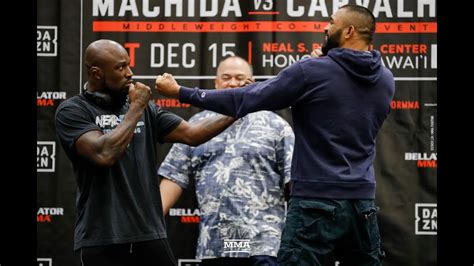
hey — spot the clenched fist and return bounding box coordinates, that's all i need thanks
[128,82,152,107]
[155,73,180,98]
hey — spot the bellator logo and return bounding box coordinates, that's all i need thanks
[37,207,64,223]
[405,152,437,168]
[37,91,67,107]
[169,208,201,223]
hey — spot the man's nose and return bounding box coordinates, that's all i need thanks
[126,66,133,77]
[228,78,240,87]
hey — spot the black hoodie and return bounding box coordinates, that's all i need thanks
[180,48,395,199]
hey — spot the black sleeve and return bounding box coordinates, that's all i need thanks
[54,100,100,157]
[149,101,183,143]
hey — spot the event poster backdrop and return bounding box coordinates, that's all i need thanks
[37,0,437,265]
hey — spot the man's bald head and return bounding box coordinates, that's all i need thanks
[338,5,376,44]
[84,39,128,69]
[216,56,253,77]
[83,39,133,93]
[215,56,253,89]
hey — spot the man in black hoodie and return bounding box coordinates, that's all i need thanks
[155,5,395,266]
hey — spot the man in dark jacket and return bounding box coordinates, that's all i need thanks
[155,5,395,266]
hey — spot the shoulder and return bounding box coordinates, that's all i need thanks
[55,95,89,116]
[57,94,84,108]
[148,101,182,119]
[294,56,337,81]
[299,56,334,67]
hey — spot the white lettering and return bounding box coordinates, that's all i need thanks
[287,0,304,17]
[92,0,436,18]
[307,0,329,17]
[418,0,436,17]
[37,91,67,99]
[373,0,393,18]
[151,43,196,68]
[222,0,242,17]
[355,0,370,8]
[405,153,437,161]
[118,0,139,16]
[187,0,195,16]
[422,219,437,230]
[431,44,437,69]
[169,208,201,216]
[93,0,114,16]
[95,115,122,128]
[201,0,218,17]
[382,56,430,70]
[165,0,182,17]
[397,0,413,17]
[37,157,49,168]
[333,0,349,13]
[37,146,49,157]
[37,208,64,216]
[143,0,160,17]
[262,54,311,68]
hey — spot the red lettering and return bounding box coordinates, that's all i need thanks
[124,43,140,67]
[181,216,200,223]
[417,160,437,168]
[37,99,54,106]
[37,215,52,223]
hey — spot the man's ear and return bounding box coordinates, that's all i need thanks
[90,66,103,80]
[344,25,355,39]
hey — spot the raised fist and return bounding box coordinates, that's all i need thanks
[155,73,181,98]
[128,82,152,106]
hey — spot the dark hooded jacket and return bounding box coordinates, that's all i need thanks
[180,48,395,199]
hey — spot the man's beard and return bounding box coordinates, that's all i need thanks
[321,29,342,55]
[103,78,130,108]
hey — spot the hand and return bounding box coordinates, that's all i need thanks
[241,78,255,87]
[128,82,152,107]
[311,47,323,58]
[155,73,180,98]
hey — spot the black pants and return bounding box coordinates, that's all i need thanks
[78,239,177,266]
[201,256,278,266]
